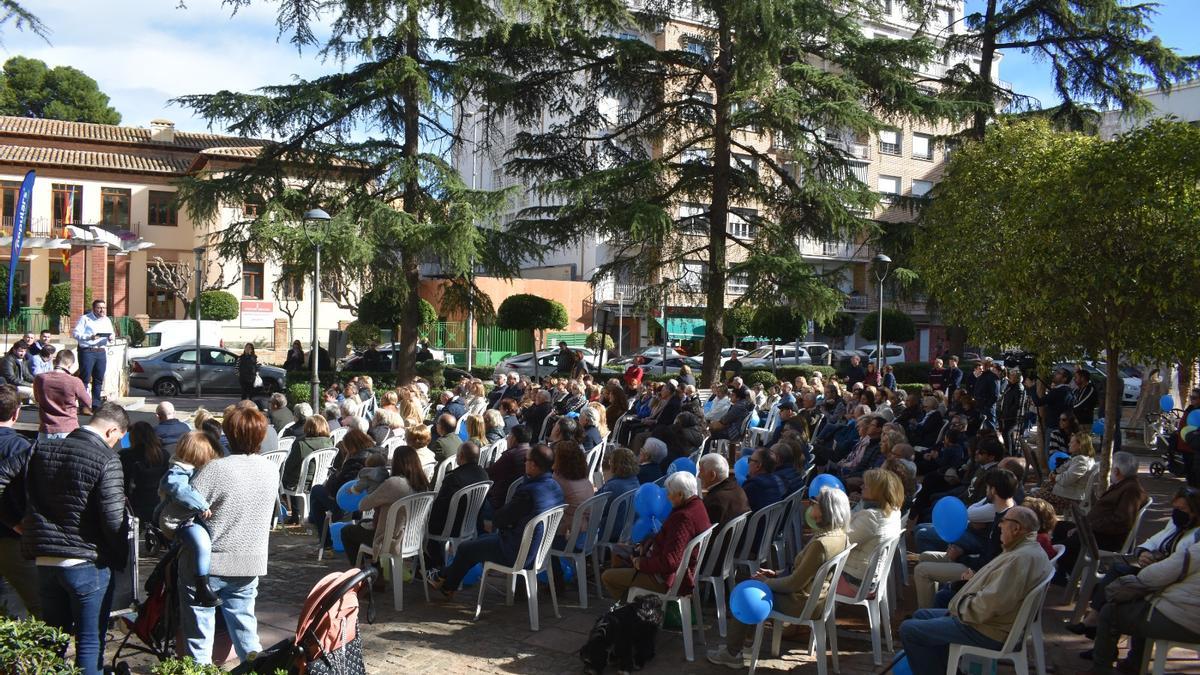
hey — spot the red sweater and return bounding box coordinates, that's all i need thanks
[33,370,92,434]
[638,496,711,595]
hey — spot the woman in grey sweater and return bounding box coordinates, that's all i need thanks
[178,408,280,665]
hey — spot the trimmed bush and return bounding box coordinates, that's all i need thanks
[345,320,382,350]
[127,320,147,347]
[41,282,71,321]
[745,365,834,384]
[585,331,614,352]
[892,361,932,385]
[188,290,239,321]
[0,615,74,674]
[859,307,916,344]
[744,370,779,388]
[898,383,927,397]
[286,382,311,406]
[415,359,446,388]
[470,365,495,380]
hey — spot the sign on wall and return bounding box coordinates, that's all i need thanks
[240,300,274,328]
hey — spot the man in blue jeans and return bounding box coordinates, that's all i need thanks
[900,506,1051,674]
[72,299,114,407]
[0,402,129,675]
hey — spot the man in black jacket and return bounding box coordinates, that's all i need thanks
[972,359,1002,431]
[0,342,34,398]
[0,401,128,675]
[522,390,554,443]
[0,385,37,617]
[1032,367,1073,449]
[426,441,490,569]
[1071,368,1097,427]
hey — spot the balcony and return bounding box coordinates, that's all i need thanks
[797,237,864,260]
[593,278,648,304]
[0,216,56,238]
[843,294,870,311]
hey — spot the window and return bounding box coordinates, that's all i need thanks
[912,179,933,197]
[146,267,178,320]
[679,261,706,291]
[147,190,178,226]
[731,153,758,174]
[52,184,83,228]
[280,266,304,300]
[732,101,762,134]
[202,349,237,366]
[683,37,710,61]
[945,7,955,30]
[0,181,19,230]
[880,0,892,13]
[164,349,197,364]
[683,90,713,124]
[242,195,264,217]
[617,32,640,41]
[726,272,749,295]
[912,133,933,160]
[242,262,264,299]
[681,148,710,165]
[878,129,901,155]
[728,208,758,239]
[878,175,901,198]
[100,187,131,227]
[678,203,708,235]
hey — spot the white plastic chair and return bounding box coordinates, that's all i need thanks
[262,450,289,528]
[329,426,350,445]
[279,421,295,435]
[585,441,606,488]
[1065,497,1154,621]
[592,488,637,596]
[628,524,717,661]
[694,511,750,639]
[1147,639,1200,675]
[432,456,459,492]
[261,450,288,470]
[426,481,492,563]
[832,535,900,665]
[734,501,788,577]
[355,492,435,611]
[775,488,808,569]
[276,436,295,454]
[548,492,610,608]
[747,545,855,675]
[505,476,525,505]
[538,414,555,443]
[946,571,1055,675]
[474,505,566,631]
[746,404,780,448]
[710,414,753,462]
[479,439,506,468]
[281,448,336,529]
[382,436,406,460]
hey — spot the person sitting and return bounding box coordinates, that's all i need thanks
[769,442,805,496]
[483,409,506,444]
[596,447,640,540]
[916,426,966,477]
[431,414,461,461]
[266,393,291,432]
[705,384,731,423]
[835,414,884,481]
[306,429,376,536]
[909,395,945,450]
[120,421,169,526]
[706,486,851,668]
[1057,451,1148,577]
[552,440,596,537]
[742,447,786,513]
[842,468,903,594]
[636,438,668,485]
[425,441,490,570]
[486,425,532,508]
[284,403,312,439]
[339,447,432,569]
[1020,496,1060,559]
[464,413,488,447]
[280,415,334,525]
[152,400,190,451]
[1047,410,1080,458]
[427,443,564,597]
[579,405,604,452]
[368,408,405,446]
[28,343,54,377]
[698,453,750,532]
[899,506,1053,674]
[708,385,754,442]
[0,341,34,399]
[499,398,521,434]
[600,471,711,599]
[522,390,554,443]
[1039,430,1097,514]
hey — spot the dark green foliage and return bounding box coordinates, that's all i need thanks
[150,657,227,675]
[585,331,614,352]
[898,383,927,397]
[359,289,436,336]
[41,281,70,318]
[286,381,311,405]
[0,615,78,674]
[743,370,779,389]
[750,306,809,342]
[724,306,755,342]
[345,320,381,351]
[188,290,239,321]
[859,308,915,344]
[415,359,446,388]
[127,320,146,347]
[0,266,22,318]
[470,365,495,379]
[770,365,836,382]
[0,56,120,123]
[891,361,932,385]
[817,312,857,339]
[496,295,568,334]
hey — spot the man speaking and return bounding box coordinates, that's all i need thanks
[72,299,114,407]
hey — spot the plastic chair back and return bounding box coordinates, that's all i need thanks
[737,500,787,565]
[432,481,493,540]
[512,506,567,571]
[699,512,750,580]
[380,492,435,558]
[798,545,855,623]
[998,571,1055,654]
[432,456,459,491]
[663,524,717,598]
[1118,497,1153,554]
[839,536,899,603]
[277,437,295,454]
[330,427,350,445]
[505,476,526,504]
[262,450,288,470]
[560,492,611,555]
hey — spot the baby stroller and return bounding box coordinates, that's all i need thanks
[232,566,377,675]
[112,538,183,669]
[1148,409,1189,478]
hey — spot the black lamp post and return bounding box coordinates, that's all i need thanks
[872,253,892,374]
[303,208,332,406]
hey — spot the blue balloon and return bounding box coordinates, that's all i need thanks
[892,653,914,675]
[630,515,660,542]
[336,480,366,513]
[1188,410,1200,428]
[808,474,845,499]
[1161,394,1175,413]
[1092,419,1105,436]
[932,497,968,544]
[328,521,348,553]
[458,424,469,441]
[566,411,580,418]
[668,457,697,476]
[634,483,667,517]
[654,494,674,522]
[120,432,130,449]
[734,457,750,485]
[729,580,774,624]
[1049,451,1070,471]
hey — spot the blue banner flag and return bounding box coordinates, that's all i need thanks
[7,170,33,314]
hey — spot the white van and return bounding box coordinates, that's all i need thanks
[127,320,223,360]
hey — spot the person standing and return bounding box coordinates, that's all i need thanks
[0,385,38,617]
[72,299,114,406]
[32,350,91,442]
[235,344,259,401]
[0,342,34,399]
[283,340,305,371]
[0,402,129,675]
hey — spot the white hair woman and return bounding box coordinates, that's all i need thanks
[708,486,851,667]
[600,467,712,601]
[580,404,604,451]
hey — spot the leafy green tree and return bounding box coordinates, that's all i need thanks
[750,305,809,373]
[359,290,437,369]
[0,56,120,123]
[41,281,69,331]
[345,320,381,351]
[818,312,857,344]
[859,307,916,344]
[915,118,1200,485]
[725,305,755,349]
[496,294,567,380]
[495,0,968,388]
[188,290,239,321]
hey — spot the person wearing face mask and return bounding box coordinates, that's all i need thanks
[1067,486,1200,642]
[0,401,129,675]
[707,486,851,668]
[1056,451,1148,580]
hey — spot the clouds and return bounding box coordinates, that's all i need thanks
[2,0,338,131]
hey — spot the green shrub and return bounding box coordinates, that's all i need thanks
[286,382,311,405]
[892,361,932,385]
[774,365,836,381]
[0,615,77,674]
[345,321,381,350]
[585,331,614,352]
[127,320,146,347]
[859,307,916,343]
[151,657,227,674]
[41,282,71,320]
[898,383,928,397]
[645,372,679,383]
[744,370,779,388]
[415,359,445,388]
[188,290,239,321]
[470,365,495,380]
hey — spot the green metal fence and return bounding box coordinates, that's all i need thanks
[0,308,50,334]
[546,331,590,348]
[427,321,535,367]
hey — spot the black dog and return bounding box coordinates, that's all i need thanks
[579,595,664,674]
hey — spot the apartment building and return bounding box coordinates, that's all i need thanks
[1100,78,1200,138]
[0,116,359,350]
[456,2,996,360]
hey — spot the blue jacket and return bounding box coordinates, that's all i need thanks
[773,466,805,496]
[582,425,603,452]
[155,419,190,450]
[443,398,466,421]
[160,462,209,513]
[743,472,786,512]
[637,462,664,485]
[494,471,564,567]
[597,475,640,541]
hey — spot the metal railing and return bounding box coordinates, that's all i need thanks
[426,321,535,367]
[0,216,56,238]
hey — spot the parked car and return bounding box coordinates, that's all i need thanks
[338,342,454,371]
[127,320,223,360]
[1085,361,1140,406]
[740,344,812,368]
[799,342,832,366]
[860,344,907,366]
[611,345,685,365]
[719,348,748,366]
[129,345,286,397]
[493,347,597,377]
[831,349,868,369]
[636,355,704,374]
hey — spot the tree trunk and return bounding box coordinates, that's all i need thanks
[532,329,540,381]
[396,8,422,386]
[699,12,734,390]
[1099,349,1123,492]
[971,0,999,139]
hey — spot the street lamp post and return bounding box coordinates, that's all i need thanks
[193,246,204,398]
[872,253,892,375]
[304,208,332,407]
[660,277,674,376]
[616,290,624,359]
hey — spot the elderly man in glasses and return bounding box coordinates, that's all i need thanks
[899,506,1053,674]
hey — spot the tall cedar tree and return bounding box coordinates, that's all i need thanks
[172,0,612,383]
[469,0,971,387]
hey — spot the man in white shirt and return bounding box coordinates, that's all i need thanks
[72,300,114,406]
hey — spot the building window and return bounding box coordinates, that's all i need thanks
[280,266,304,300]
[683,37,710,61]
[726,272,749,295]
[0,181,19,230]
[242,262,264,299]
[878,175,901,199]
[146,266,178,319]
[912,179,933,197]
[101,187,131,227]
[878,129,901,156]
[242,195,264,217]
[731,153,758,174]
[880,0,892,14]
[728,208,758,239]
[681,148,710,165]
[678,203,708,235]
[912,133,933,160]
[52,184,83,228]
[147,190,178,226]
[679,261,706,291]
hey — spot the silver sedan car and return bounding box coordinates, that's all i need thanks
[129,345,287,397]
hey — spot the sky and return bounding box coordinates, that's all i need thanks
[3,1,1199,134]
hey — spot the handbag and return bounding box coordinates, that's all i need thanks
[254,372,264,388]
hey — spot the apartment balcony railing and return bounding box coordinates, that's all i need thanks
[843,294,870,311]
[0,216,56,238]
[797,237,864,260]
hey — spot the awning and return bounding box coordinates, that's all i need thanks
[655,317,706,340]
